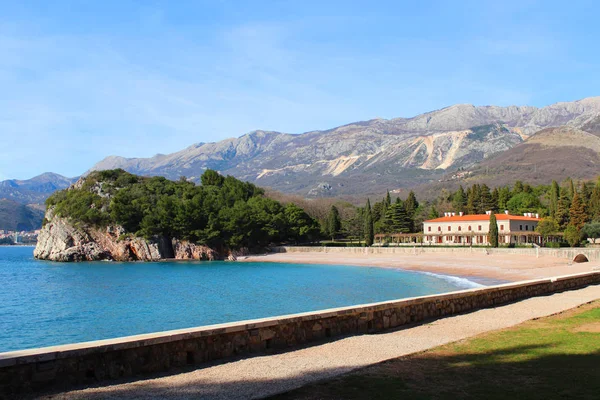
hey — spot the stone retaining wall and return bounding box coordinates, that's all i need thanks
[1,272,599,397]
[272,246,600,261]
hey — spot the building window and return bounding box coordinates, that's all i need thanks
[468,226,472,231]
[458,226,462,231]
[448,226,451,231]
[526,225,529,231]
[520,225,523,230]
[478,225,482,231]
[428,226,431,232]
[500,225,504,230]
[438,226,441,232]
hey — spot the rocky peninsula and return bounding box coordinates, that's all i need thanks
[33,169,319,262]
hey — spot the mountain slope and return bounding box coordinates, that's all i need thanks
[418,127,600,196]
[0,199,45,231]
[89,97,600,196]
[0,173,77,204]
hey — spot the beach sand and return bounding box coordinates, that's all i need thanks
[242,250,599,282]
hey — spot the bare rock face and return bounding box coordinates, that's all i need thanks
[34,209,217,262]
[33,218,111,262]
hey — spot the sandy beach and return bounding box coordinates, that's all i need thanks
[242,250,600,283]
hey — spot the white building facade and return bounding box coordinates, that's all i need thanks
[423,212,541,245]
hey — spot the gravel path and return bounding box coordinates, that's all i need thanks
[41,284,600,400]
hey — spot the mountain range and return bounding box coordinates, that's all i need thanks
[0,173,76,231]
[3,96,600,231]
[89,97,600,196]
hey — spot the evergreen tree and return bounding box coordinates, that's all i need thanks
[428,205,439,219]
[589,182,600,221]
[466,185,479,214]
[405,190,419,218]
[326,205,341,240]
[569,192,587,230]
[364,199,374,246]
[452,186,467,213]
[513,181,524,194]
[556,192,571,229]
[498,187,511,211]
[488,213,499,248]
[549,180,560,219]
[479,184,493,213]
[491,188,500,212]
[385,190,392,207]
[568,178,576,199]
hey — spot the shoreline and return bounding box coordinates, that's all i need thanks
[241,251,599,283]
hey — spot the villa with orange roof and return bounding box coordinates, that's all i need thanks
[423,211,542,246]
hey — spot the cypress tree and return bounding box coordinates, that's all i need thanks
[326,205,341,241]
[488,213,499,248]
[589,182,600,221]
[549,180,560,219]
[491,188,500,212]
[364,199,374,246]
[405,190,419,217]
[466,185,478,214]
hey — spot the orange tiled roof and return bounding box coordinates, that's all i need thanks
[425,214,540,223]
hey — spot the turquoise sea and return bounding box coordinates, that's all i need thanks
[0,246,484,353]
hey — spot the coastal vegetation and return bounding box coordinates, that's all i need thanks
[46,169,320,251]
[273,301,600,400]
[282,176,600,248]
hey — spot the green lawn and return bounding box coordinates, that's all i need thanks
[272,302,600,400]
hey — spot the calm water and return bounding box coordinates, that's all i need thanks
[0,246,483,353]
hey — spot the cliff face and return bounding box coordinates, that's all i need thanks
[34,209,217,262]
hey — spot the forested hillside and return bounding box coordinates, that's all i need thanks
[46,169,320,251]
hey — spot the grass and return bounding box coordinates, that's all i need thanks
[272,302,600,400]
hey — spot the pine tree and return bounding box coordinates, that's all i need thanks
[364,199,374,246]
[488,213,499,248]
[569,192,587,230]
[452,186,467,213]
[385,190,392,207]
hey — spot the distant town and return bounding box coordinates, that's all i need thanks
[0,230,39,245]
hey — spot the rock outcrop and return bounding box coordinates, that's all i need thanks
[34,209,217,262]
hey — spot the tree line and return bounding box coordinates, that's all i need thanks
[309,177,600,247]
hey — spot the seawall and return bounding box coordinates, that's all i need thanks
[1,271,599,397]
[272,245,600,261]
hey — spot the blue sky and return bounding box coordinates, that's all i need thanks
[1,0,599,180]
